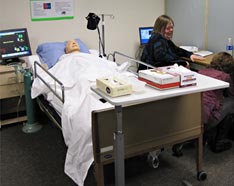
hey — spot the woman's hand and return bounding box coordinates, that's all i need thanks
[190,54,205,61]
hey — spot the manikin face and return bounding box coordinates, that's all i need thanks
[162,21,174,40]
[66,39,80,53]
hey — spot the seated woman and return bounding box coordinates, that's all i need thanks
[138,15,204,70]
[199,52,234,153]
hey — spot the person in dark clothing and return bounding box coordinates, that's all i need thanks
[138,15,204,70]
[199,52,234,153]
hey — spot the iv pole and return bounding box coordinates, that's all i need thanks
[99,14,114,57]
[86,13,114,58]
[101,14,105,57]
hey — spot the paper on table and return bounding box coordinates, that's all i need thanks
[194,50,213,57]
[180,46,198,52]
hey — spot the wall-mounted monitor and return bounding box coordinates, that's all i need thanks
[0,28,32,64]
[139,27,153,46]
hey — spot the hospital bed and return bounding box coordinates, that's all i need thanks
[28,40,228,186]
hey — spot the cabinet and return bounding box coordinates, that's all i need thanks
[0,63,27,126]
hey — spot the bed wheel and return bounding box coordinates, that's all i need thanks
[197,171,207,181]
[147,150,161,169]
[172,143,184,157]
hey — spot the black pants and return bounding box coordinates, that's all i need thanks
[204,114,234,144]
[206,97,234,130]
[227,114,234,141]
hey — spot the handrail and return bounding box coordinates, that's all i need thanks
[112,51,156,70]
[34,61,65,103]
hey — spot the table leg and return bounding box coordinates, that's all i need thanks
[114,105,125,186]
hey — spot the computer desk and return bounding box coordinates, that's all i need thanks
[91,73,228,186]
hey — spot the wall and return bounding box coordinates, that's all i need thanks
[165,0,234,53]
[1,0,164,58]
[165,0,206,48]
[208,0,234,52]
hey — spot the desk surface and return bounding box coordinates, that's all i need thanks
[194,54,214,66]
[91,73,228,106]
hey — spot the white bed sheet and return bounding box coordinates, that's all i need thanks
[31,52,143,186]
[27,55,64,115]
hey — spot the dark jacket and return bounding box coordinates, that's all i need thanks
[199,68,234,124]
[139,33,193,70]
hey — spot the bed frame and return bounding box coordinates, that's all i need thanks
[33,53,206,186]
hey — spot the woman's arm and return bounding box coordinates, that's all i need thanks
[190,54,205,61]
[170,41,205,62]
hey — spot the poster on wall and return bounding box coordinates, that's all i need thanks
[30,0,74,21]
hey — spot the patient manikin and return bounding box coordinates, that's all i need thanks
[65,39,80,53]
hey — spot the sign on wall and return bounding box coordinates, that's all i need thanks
[30,0,74,21]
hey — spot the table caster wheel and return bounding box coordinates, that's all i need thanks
[147,154,159,168]
[197,171,207,181]
[147,150,161,169]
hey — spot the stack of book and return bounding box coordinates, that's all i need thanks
[138,68,180,90]
[138,65,197,90]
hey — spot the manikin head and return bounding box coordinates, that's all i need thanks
[65,39,80,53]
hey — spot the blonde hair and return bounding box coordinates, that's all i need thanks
[153,15,174,34]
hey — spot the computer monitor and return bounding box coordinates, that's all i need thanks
[139,27,153,46]
[0,28,32,64]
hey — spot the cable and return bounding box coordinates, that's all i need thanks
[134,46,145,69]
[107,53,115,61]
[97,26,106,57]
[8,63,25,122]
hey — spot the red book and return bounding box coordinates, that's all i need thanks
[138,77,180,90]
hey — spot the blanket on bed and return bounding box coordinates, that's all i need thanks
[31,52,140,185]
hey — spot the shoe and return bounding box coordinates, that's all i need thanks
[209,139,232,153]
[172,143,183,157]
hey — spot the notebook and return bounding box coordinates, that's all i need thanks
[139,27,153,46]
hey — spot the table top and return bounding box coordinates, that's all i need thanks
[91,73,229,106]
[194,54,214,66]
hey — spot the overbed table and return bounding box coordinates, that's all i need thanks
[91,73,229,186]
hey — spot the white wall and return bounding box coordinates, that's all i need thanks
[166,0,234,53]
[208,0,234,52]
[165,0,205,48]
[1,0,164,58]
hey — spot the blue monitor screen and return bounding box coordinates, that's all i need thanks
[0,28,32,63]
[139,27,153,45]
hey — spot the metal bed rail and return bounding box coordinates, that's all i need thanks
[112,51,156,73]
[34,61,65,103]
